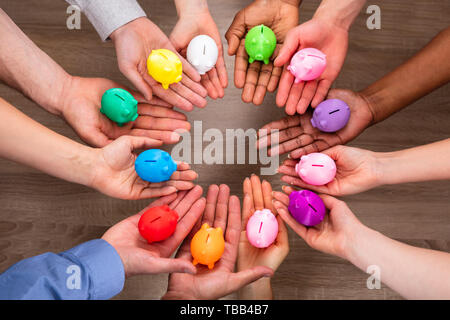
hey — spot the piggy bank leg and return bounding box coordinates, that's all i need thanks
[249,57,255,64]
[193,259,198,266]
[263,58,269,65]
[207,263,215,270]
[162,83,169,90]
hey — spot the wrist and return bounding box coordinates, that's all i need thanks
[373,151,402,186]
[175,0,209,19]
[110,16,147,43]
[313,0,363,31]
[162,291,195,300]
[344,224,382,272]
[238,277,272,300]
[280,0,302,7]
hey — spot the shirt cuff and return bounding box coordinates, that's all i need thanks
[82,0,147,41]
[64,239,125,300]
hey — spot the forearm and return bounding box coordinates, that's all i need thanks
[0,97,96,187]
[0,9,70,115]
[313,0,366,30]
[238,278,273,300]
[361,27,450,124]
[376,139,450,185]
[173,0,209,17]
[346,224,450,299]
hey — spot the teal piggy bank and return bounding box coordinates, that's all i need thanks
[100,88,138,126]
[244,25,277,64]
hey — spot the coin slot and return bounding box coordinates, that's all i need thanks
[203,44,206,55]
[258,221,263,233]
[329,109,340,114]
[311,164,324,167]
[151,216,162,223]
[144,160,157,163]
[114,94,125,101]
[308,203,317,213]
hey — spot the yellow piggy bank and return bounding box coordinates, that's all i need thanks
[190,223,225,269]
[147,49,182,89]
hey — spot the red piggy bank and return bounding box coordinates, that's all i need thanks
[138,205,178,243]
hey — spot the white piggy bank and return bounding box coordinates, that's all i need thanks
[187,35,218,75]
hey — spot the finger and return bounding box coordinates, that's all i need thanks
[296,80,318,114]
[250,175,264,210]
[203,184,219,226]
[272,191,290,207]
[311,79,332,107]
[273,200,307,239]
[260,115,301,133]
[225,12,245,55]
[214,184,230,231]
[168,190,188,209]
[171,185,204,219]
[285,81,305,115]
[234,40,248,88]
[242,61,262,103]
[139,254,196,275]
[177,53,201,83]
[140,186,177,199]
[201,73,219,100]
[129,128,182,144]
[138,105,187,120]
[82,129,112,148]
[119,65,153,101]
[170,169,198,181]
[221,195,242,270]
[152,180,195,191]
[152,84,194,111]
[261,180,273,211]
[125,136,163,151]
[274,215,289,249]
[281,185,297,196]
[319,194,343,210]
[175,161,191,171]
[274,29,300,67]
[171,81,207,108]
[242,192,253,226]
[145,193,178,211]
[180,71,208,98]
[252,62,273,105]
[289,140,334,158]
[275,66,294,108]
[267,65,282,92]
[207,67,225,98]
[215,52,228,88]
[270,134,314,157]
[175,201,205,261]
[228,266,274,293]
[133,116,191,132]
[164,197,207,252]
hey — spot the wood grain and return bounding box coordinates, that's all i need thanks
[0,0,449,300]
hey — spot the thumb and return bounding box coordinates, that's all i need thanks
[123,135,163,151]
[140,255,197,275]
[119,64,153,101]
[228,266,274,292]
[225,12,245,56]
[274,28,301,67]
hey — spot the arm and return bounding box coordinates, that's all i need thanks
[273,190,450,299]
[65,0,146,41]
[0,239,124,300]
[362,26,450,124]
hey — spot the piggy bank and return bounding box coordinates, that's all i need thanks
[135,149,177,183]
[311,99,351,133]
[100,88,138,126]
[147,49,182,89]
[138,205,178,243]
[246,209,278,248]
[190,223,225,269]
[187,35,218,75]
[287,48,327,83]
[295,153,336,186]
[245,24,277,64]
[288,190,326,227]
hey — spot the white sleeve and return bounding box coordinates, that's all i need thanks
[66,0,147,41]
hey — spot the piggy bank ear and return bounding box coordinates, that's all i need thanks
[201,223,209,230]
[216,227,223,235]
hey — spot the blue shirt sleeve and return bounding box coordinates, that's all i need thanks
[0,239,125,300]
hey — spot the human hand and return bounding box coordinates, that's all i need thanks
[225,0,299,105]
[110,17,207,110]
[272,187,363,260]
[163,184,274,300]
[170,6,227,99]
[275,18,349,114]
[257,89,375,158]
[102,186,206,277]
[278,145,382,196]
[89,135,197,199]
[238,175,289,300]
[60,77,191,147]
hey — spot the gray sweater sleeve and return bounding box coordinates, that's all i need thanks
[66,0,147,41]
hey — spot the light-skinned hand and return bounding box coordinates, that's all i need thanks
[163,184,274,300]
[102,186,206,277]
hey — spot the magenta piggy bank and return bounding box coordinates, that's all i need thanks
[295,153,336,186]
[311,99,350,132]
[288,190,326,227]
[287,48,326,83]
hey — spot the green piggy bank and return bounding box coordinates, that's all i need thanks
[244,25,277,64]
[100,88,138,126]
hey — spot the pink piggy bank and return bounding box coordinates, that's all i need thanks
[295,153,336,186]
[287,48,326,83]
[246,209,278,248]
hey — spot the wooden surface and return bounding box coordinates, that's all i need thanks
[0,0,449,300]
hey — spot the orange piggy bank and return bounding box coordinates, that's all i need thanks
[190,223,225,269]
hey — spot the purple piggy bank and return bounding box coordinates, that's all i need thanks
[288,190,326,227]
[311,99,350,133]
